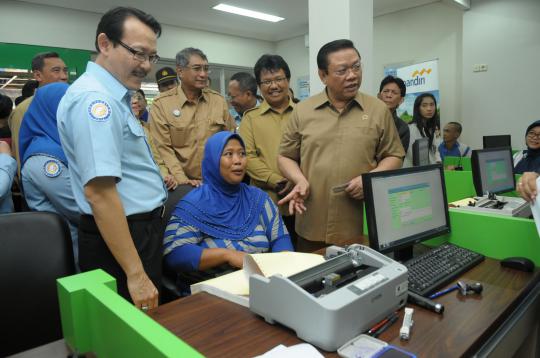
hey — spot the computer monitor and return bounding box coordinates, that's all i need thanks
[412,138,429,166]
[471,148,515,196]
[483,135,511,149]
[363,164,451,261]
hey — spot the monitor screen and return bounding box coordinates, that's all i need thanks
[471,148,515,196]
[363,164,450,260]
[412,138,429,166]
[483,135,511,149]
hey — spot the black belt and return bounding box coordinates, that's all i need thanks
[81,205,165,225]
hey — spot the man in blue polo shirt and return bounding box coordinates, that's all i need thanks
[57,7,166,310]
[438,122,471,163]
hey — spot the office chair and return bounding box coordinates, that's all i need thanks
[0,211,75,356]
[161,184,194,303]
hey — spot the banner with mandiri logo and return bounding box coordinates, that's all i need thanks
[384,59,439,123]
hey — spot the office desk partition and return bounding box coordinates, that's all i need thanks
[148,258,540,358]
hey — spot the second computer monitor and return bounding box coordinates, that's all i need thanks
[483,135,511,149]
[471,148,515,196]
[363,164,450,261]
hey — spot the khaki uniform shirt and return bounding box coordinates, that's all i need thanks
[239,99,295,214]
[279,90,405,245]
[8,96,33,179]
[140,120,169,178]
[149,86,235,182]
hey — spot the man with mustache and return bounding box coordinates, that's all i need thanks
[150,48,235,187]
[278,39,405,251]
[57,7,167,311]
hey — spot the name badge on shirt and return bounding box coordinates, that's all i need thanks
[88,100,112,122]
[172,109,181,117]
[43,159,62,178]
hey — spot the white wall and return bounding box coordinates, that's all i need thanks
[373,1,463,126]
[0,1,274,68]
[461,0,540,150]
[275,35,309,96]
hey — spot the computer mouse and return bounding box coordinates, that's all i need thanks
[500,257,535,272]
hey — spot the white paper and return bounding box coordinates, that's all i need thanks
[532,177,540,237]
[254,343,324,358]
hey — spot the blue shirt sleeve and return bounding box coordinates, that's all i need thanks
[0,154,16,200]
[163,215,205,271]
[264,197,294,252]
[64,92,124,186]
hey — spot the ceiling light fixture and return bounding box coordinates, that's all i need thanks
[213,3,284,23]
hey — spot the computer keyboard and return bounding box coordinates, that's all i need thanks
[405,243,485,296]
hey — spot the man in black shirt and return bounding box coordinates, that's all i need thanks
[378,75,410,152]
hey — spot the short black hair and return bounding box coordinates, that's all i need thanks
[253,54,291,84]
[21,80,39,98]
[136,89,146,98]
[0,94,13,119]
[317,39,360,72]
[230,72,257,96]
[95,7,162,52]
[447,121,462,134]
[31,52,61,71]
[379,75,406,97]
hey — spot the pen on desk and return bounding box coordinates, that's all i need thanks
[429,284,459,299]
[372,313,399,338]
[367,311,398,335]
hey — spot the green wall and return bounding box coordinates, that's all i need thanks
[0,43,93,81]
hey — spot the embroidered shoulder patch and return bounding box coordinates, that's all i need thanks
[88,100,112,122]
[43,159,62,178]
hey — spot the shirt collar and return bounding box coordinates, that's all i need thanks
[259,97,296,115]
[312,88,364,111]
[177,86,209,107]
[440,141,460,153]
[86,62,129,101]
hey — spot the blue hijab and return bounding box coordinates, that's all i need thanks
[19,82,69,166]
[172,131,267,240]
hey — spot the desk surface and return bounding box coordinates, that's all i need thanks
[149,257,539,358]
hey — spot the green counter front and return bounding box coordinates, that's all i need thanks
[57,270,202,357]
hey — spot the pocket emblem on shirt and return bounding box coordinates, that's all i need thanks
[362,114,368,120]
[172,109,181,117]
[43,159,62,178]
[88,100,112,122]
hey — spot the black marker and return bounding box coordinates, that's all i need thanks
[372,314,399,338]
[407,291,444,314]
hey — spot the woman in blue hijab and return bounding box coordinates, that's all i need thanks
[514,120,540,174]
[19,82,80,267]
[164,131,293,275]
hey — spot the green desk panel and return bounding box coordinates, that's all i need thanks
[443,156,472,171]
[57,270,202,357]
[444,209,540,266]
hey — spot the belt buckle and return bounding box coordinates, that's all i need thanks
[160,205,165,218]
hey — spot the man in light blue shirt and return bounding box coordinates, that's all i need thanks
[227,72,260,129]
[57,7,166,310]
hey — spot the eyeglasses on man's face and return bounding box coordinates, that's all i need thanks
[117,40,160,64]
[259,77,287,87]
[332,62,362,77]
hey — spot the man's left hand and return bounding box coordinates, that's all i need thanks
[345,175,364,200]
[517,172,539,203]
[163,175,178,191]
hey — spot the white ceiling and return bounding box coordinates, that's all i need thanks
[18,0,441,42]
